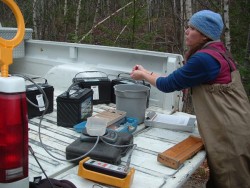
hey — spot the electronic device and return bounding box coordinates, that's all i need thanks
[74,117,138,134]
[83,158,127,178]
[78,157,135,188]
[94,109,126,125]
[66,131,133,164]
[80,128,118,143]
[107,117,138,133]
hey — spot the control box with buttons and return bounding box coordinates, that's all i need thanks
[78,157,135,188]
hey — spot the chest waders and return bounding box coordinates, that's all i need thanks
[192,47,250,188]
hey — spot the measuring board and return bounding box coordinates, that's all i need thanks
[157,135,204,169]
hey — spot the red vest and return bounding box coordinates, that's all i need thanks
[198,42,236,84]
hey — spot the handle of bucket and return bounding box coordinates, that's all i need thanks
[117,72,131,79]
[117,72,146,85]
[74,71,108,79]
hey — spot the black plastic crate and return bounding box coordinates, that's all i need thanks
[26,82,54,119]
[56,86,93,127]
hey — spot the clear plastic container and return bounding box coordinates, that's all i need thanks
[86,116,109,136]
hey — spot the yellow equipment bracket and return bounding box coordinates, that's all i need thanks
[0,0,25,77]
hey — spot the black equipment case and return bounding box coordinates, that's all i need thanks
[72,71,111,105]
[111,73,151,107]
[26,78,54,119]
[56,85,93,128]
[66,131,133,165]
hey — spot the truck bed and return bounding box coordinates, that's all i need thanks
[28,91,206,188]
[5,37,206,188]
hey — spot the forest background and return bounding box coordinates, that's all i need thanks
[1,0,250,102]
[1,1,248,185]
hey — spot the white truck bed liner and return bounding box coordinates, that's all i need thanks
[5,37,206,188]
[28,92,206,188]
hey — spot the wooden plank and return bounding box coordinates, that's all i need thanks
[157,135,204,169]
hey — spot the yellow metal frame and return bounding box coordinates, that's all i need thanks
[0,0,25,77]
[78,157,135,188]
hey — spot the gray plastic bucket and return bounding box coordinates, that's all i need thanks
[114,84,150,124]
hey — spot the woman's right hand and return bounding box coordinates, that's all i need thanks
[133,64,147,72]
[131,64,158,86]
[131,65,147,80]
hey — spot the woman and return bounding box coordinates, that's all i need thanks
[130,10,250,187]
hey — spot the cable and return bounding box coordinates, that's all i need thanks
[14,74,49,109]
[100,137,135,148]
[17,74,136,174]
[92,184,104,188]
[100,136,137,172]
[29,145,54,188]
[124,144,137,172]
[14,74,100,162]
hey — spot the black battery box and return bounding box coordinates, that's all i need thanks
[56,86,93,127]
[26,80,54,119]
[66,131,133,165]
[111,72,151,107]
[72,71,111,105]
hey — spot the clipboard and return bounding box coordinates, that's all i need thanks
[144,111,195,132]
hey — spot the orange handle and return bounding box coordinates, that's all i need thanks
[0,0,25,77]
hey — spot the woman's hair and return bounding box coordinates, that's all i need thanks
[185,38,211,60]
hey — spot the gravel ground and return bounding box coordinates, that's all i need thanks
[182,160,209,188]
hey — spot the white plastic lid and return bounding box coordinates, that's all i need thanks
[0,76,25,93]
[86,116,109,136]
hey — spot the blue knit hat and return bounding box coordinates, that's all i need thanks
[188,10,224,40]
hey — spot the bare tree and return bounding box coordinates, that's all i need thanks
[181,0,195,114]
[223,0,231,50]
[184,0,192,53]
[147,0,152,32]
[185,0,192,21]
[64,0,68,16]
[63,0,68,40]
[78,1,134,43]
[243,24,250,97]
[32,0,38,39]
[245,25,250,67]
[75,0,82,40]
[93,0,101,25]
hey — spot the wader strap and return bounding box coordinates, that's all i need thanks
[202,46,237,72]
